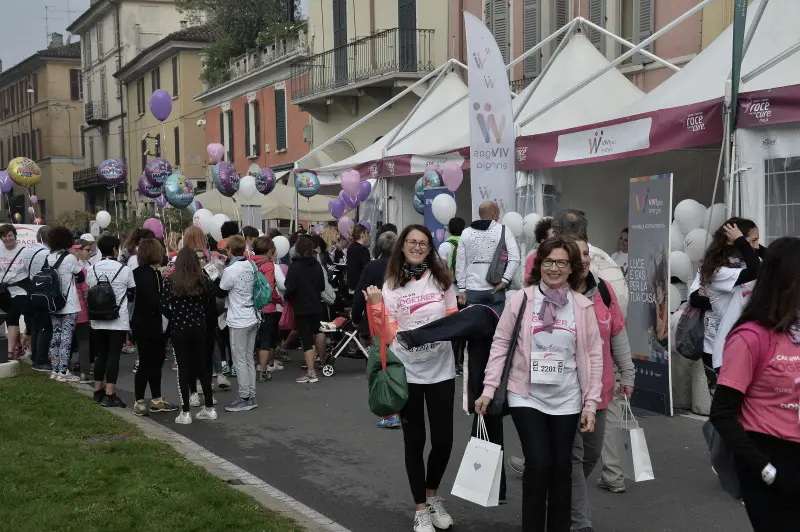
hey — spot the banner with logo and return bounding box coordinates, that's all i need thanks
[13,224,43,248]
[424,188,455,252]
[464,12,516,219]
[627,174,673,416]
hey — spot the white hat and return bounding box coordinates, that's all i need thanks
[80,233,96,242]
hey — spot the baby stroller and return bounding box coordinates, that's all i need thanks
[319,314,370,377]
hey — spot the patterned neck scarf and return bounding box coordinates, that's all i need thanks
[790,320,800,347]
[538,284,570,333]
[400,262,428,287]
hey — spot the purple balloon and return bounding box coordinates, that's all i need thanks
[328,199,345,219]
[97,159,127,187]
[214,162,240,197]
[149,89,173,122]
[255,168,276,195]
[0,171,13,194]
[360,221,371,233]
[155,194,167,208]
[145,157,172,186]
[138,173,162,199]
[356,180,372,203]
[339,190,358,209]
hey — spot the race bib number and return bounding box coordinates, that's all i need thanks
[204,263,220,281]
[406,342,440,364]
[531,351,565,384]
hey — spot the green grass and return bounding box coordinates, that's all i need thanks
[0,367,303,532]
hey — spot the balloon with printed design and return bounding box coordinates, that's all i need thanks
[255,168,276,195]
[0,170,13,194]
[295,171,320,198]
[413,194,424,215]
[422,169,442,189]
[187,200,204,216]
[138,173,162,199]
[145,157,172,187]
[164,173,196,209]
[214,162,240,197]
[414,177,425,201]
[8,157,41,187]
[155,194,167,208]
[97,159,127,187]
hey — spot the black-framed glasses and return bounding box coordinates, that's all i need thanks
[405,239,430,250]
[542,259,569,269]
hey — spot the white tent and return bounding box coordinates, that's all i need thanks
[196,182,336,222]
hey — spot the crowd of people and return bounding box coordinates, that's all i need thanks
[1,196,797,532]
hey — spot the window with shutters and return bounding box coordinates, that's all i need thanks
[332,0,347,85]
[485,0,510,65]
[172,56,179,97]
[136,78,145,114]
[219,111,225,160]
[151,67,160,93]
[173,127,180,166]
[226,111,234,162]
[588,0,606,55]
[523,0,540,79]
[32,74,38,104]
[96,22,104,57]
[398,0,417,72]
[0,141,4,168]
[634,0,654,65]
[274,87,287,152]
[552,0,568,46]
[84,38,92,67]
[70,70,82,100]
[99,68,107,105]
[32,129,39,160]
[252,100,260,157]
[244,102,251,158]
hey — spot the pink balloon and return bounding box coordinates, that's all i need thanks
[340,170,361,198]
[442,162,463,192]
[143,218,164,240]
[207,143,225,164]
[29,195,38,205]
[338,216,354,235]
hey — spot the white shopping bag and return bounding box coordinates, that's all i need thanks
[616,398,655,482]
[451,416,503,507]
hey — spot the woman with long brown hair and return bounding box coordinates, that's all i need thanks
[365,224,458,532]
[162,247,217,424]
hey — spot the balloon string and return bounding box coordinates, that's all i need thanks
[113,188,120,238]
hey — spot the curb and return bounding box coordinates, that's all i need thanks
[70,384,351,532]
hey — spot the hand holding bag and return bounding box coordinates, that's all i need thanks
[486,292,527,417]
[451,415,503,507]
[365,301,408,417]
[616,398,655,482]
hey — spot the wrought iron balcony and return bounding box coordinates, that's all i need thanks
[72,166,101,192]
[510,77,536,93]
[222,31,310,87]
[290,28,435,103]
[84,101,108,123]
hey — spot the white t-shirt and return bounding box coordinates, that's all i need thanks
[611,251,629,277]
[27,245,49,278]
[88,250,102,266]
[690,267,742,354]
[45,251,83,315]
[508,289,582,415]
[711,280,756,369]
[438,241,454,266]
[127,254,139,271]
[220,258,259,329]
[0,244,31,296]
[383,272,457,384]
[87,259,135,330]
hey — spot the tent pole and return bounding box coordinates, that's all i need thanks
[579,18,679,71]
[519,0,716,128]
[296,61,451,168]
[382,60,453,154]
[742,0,770,59]
[386,94,468,151]
[741,39,800,84]
[724,111,733,219]
[513,20,579,121]
[506,18,580,69]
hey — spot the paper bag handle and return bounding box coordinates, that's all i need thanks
[476,415,490,442]
[622,397,639,429]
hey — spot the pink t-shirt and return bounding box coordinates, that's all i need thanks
[591,282,625,410]
[718,329,800,443]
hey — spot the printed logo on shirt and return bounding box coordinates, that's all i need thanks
[531,314,576,335]
[399,292,445,315]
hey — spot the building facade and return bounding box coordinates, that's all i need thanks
[196,23,312,179]
[116,25,213,210]
[67,0,186,211]
[0,35,86,223]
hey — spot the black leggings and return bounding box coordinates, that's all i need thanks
[736,432,800,532]
[30,311,53,366]
[134,335,166,401]
[217,327,231,365]
[511,407,580,532]
[401,379,455,505]
[173,329,213,412]
[296,313,320,351]
[93,329,127,385]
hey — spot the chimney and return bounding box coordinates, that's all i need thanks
[0,59,3,73]
[179,20,188,29]
[49,32,64,49]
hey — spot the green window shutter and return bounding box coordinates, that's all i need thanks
[275,88,287,151]
[253,100,261,156]
[244,102,251,157]
[227,112,234,163]
[219,111,224,160]
[523,0,540,79]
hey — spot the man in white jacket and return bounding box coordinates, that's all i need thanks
[455,201,520,316]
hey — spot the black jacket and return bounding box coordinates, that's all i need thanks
[130,266,164,340]
[351,256,389,336]
[346,242,371,292]
[285,256,325,316]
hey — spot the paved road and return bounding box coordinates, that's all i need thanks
[111,353,749,532]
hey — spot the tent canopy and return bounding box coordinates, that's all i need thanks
[196,182,335,221]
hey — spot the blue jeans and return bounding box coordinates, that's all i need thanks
[465,289,506,316]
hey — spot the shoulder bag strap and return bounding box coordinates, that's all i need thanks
[502,292,528,377]
[52,251,69,270]
[27,248,45,277]
[1,246,26,284]
[597,279,612,308]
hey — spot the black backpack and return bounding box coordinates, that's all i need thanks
[87,265,126,320]
[30,252,70,314]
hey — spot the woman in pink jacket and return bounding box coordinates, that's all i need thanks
[476,236,603,532]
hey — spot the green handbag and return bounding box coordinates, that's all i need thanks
[366,302,408,417]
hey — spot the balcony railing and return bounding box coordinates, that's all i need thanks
[510,77,536,93]
[224,31,310,85]
[291,28,435,102]
[73,166,101,192]
[84,101,108,123]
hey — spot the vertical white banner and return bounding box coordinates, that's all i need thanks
[464,11,516,219]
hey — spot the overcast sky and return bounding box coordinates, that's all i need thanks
[1,0,309,71]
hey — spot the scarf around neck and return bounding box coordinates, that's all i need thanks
[400,261,428,287]
[538,284,570,333]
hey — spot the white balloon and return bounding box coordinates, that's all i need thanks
[502,212,524,238]
[192,208,214,233]
[238,175,257,201]
[703,203,727,233]
[669,224,685,252]
[669,284,681,313]
[674,199,707,234]
[669,251,693,283]
[431,194,457,225]
[210,213,230,242]
[96,210,111,229]
[273,235,290,259]
[522,213,542,238]
[683,228,710,262]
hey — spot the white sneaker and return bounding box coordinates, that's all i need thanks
[196,391,218,405]
[57,372,81,383]
[50,371,57,380]
[189,393,201,407]
[427,496,453,529]
[217,374,231,389]
[196,407,218,420]
[413,509,435,532]
[266,361,284,372]
[175,411,192,424]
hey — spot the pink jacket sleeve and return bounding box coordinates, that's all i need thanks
[482,289,525,399]
[524,252,536,282]
[581,305,604,413]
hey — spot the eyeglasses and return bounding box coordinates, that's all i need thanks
[404,240,430,250]
[542,259,570,269]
